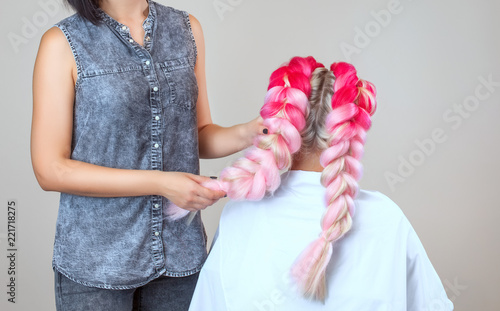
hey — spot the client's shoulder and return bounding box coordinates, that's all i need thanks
[354,190,407,225]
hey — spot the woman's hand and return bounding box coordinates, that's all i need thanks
[160,172,226,211]
[241,116,267,145]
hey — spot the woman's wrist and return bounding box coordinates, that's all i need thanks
[237,122,255,149]
[151,170,172,198]
[235,117,260,149]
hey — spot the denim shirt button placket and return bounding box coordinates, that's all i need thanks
[118,24,133,44]
[131,13,163,271]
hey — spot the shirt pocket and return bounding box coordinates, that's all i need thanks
[159,57,199,110]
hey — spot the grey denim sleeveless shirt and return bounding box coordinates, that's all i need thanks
[53,2,207,289]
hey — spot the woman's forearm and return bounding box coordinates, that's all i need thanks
[33,158,224,210]
[34,158,164,197]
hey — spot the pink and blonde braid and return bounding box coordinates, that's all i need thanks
[290,62,377,301]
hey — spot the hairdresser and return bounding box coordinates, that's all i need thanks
[31,0,263,310]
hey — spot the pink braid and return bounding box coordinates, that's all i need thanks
[290,62,377,301]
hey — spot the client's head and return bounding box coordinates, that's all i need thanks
[210,56,377,301]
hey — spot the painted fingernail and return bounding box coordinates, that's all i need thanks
[263,128,268,134]
[210,176,217,179]
[224,194,227,198]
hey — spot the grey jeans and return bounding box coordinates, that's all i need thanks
[54,270,199,311]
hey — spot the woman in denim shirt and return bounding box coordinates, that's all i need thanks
[31,0,263,310]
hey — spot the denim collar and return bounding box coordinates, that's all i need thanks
[96,0,156,33]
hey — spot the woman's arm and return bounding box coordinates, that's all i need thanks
[189,15,265,159]
[31,27,224,211]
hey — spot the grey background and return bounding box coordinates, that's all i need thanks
[1,0,499,310]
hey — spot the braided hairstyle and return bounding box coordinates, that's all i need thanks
[290,62,376,301]
[167,58,377,303]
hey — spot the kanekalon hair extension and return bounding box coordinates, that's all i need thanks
[290,62,377,301]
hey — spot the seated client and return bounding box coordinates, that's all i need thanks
[188,57,454,311]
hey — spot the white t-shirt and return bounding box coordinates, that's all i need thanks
[189,170,453,311]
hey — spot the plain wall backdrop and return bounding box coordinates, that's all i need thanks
[1,0,499,310]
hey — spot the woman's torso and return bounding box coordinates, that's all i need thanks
[53,1,207,289]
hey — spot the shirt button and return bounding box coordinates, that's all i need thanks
[121,26,127,31]
[153,86,158,92]
[154,143,159,148]
[154,232,160,237]
[145,36,151,41]
[128,38,134,43]
[155,116,160,121]
[145,60,150,66]
[154,204,159,209]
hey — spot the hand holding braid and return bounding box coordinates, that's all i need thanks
[290,62,377,301]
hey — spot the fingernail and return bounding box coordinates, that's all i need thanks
[224,194,227,198]
[210,176,217,179]
[263,128,268,134]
